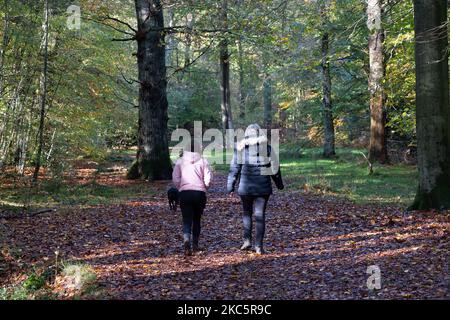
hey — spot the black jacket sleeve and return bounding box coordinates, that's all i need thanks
[271,167,284,190]
[269,146,284,190]
[227,149,242,193]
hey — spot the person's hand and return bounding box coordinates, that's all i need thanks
[228,192,235,198]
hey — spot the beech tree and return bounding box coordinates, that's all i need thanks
[410,0,449,210]
[127,0,172,180]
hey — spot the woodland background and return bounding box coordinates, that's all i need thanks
[0,0,449,300]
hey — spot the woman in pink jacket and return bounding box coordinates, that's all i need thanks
[172,144,212,256]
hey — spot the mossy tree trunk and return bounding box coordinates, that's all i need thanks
[128,0,172,181]
[410,0,450,210]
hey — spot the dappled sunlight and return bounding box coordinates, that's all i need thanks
[2,170,448,299]
[354,245,424,264]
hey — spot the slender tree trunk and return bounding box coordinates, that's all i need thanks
[184,12,194,68]
[219,0,233,132]
[0,1,11,161]
[367,0,388,164]
[45,128,56,162]
[0,0,9,97]
[278,104,287,140]
[33,0,50,181]
[263,73,272,129]
[128,0,172,181]
[321,31,335,158]
[237,37,245,120]
[410,0,449,210]
[18,96,36,175]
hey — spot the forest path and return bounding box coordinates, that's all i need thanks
[2,165,449,299]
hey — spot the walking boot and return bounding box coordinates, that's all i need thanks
[184,241,192,256]
[255,246,265,255]
[240,239,252,251]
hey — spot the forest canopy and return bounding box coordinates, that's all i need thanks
[0,0,420,168]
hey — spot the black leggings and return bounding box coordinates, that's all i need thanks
[240,195,269,248]
[179,190,206,244]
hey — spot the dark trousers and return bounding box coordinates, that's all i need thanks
[179,190,206,245]
[240,195,269,248]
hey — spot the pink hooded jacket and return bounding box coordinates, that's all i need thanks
[172,151,212,192]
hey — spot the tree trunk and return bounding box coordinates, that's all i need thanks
[263,73,272,129]
[410,0,449,210]
[219,0,233,132]
[33,0,50,181]
[0,0,9,97]
[321,31,335,158]
[237,37,245,120]
[367,0,388,164]
[128,0,172,181]
[184,12,194,68]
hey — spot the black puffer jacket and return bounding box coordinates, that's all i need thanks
[227,136,284,196]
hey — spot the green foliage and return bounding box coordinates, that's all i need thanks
[211,147,417,205]
[23,271,46,291]
[0,0,137,171]
[0,261,98,300]
[280,148,417,205]
[384,0,416,140]
[0,266,49,300]
[0,286,29,300]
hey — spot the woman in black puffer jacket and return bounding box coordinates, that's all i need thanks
[227,124,284,254]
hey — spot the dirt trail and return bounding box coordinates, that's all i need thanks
[2,169,449,299]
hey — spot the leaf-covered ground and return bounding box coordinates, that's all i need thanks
[1,164,449,300]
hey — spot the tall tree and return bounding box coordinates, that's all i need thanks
[219,0,233,131]
[320,3,335,158]
[410,0,449,210]
[237,37,245,121]
[33,0,50,181]
[0,0,9,97]
[321,31,335,158]
[367,0,388,164]
[127,0,172,180]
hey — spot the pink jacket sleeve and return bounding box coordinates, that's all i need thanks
[203,159,213,189]
[172,160,182,189]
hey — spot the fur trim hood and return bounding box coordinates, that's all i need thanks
[237,135,268,151]
[181,151,202,164]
